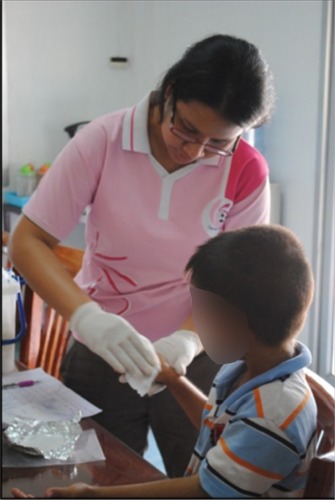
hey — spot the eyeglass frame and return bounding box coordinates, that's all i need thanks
[169,105,241,157]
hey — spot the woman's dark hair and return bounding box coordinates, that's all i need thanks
[185,225,314,346]
[157,34,276,128]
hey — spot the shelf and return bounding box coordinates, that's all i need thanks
[3,192,31,208]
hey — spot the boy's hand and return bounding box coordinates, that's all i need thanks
[45,483,92,498]
[12,483,93,498]
[11,488,34,498]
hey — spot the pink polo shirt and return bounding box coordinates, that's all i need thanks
[23,93,270,342]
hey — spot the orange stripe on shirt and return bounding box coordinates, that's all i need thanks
[219,437,284,481]
[204,403,213,411]
[253,388,265,417]
[279,390,311,430]
[204,417,215,429]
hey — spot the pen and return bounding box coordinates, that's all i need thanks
[2,380,40,390]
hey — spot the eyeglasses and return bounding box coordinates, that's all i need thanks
[169,109,241,157]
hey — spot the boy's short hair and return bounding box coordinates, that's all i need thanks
[185,225,314,346]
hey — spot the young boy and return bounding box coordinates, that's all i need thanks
[12,225,317,499]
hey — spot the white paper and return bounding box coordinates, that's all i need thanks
[2,367,102,426]
[125,366,160,397]
[2,429,106,467]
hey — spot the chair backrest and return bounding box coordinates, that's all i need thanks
[2,232,83,379]
[303,368,335,498]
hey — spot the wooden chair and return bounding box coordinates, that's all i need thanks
[2,231,83,379]
[303,368,335,498]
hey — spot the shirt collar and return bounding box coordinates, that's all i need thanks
[214,341,312,405]
[122,92,221,167]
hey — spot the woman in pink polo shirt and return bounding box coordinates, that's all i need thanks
[9,34,275,477]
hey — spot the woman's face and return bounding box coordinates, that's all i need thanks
[190,287,250,364]
[160,99,243,166]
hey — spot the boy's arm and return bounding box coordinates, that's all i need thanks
[156,356,208,430]
[41,475,209,498]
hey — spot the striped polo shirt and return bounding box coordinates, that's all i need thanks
[24,93,269,342]
[185,342,317,498]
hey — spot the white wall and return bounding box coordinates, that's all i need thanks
[3,0,328,353]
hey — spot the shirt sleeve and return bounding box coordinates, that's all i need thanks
[23,120,108,241]
[224,177,271,231]
[199,417,301,498]
[223,140,271,231]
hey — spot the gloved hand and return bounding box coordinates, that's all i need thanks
[143,330,203,396]
[153,330,203,376]
[119,330,203,397]
[70,302,160,378]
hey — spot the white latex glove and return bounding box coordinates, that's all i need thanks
[119,364,161,397]
[145,330,203,397]
[70,302,160,378]
[153,330,203,376]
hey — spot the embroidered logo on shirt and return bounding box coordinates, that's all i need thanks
[202,197,233,237]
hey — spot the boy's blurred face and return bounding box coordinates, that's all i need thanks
[190,287,250,364]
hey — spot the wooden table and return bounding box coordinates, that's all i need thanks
[2,418,166,498]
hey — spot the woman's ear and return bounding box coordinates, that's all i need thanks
[164,83,174,101]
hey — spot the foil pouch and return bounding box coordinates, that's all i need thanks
[3,414,82,461]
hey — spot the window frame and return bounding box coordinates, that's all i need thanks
[311,0,335,384]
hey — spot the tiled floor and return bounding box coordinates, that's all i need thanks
[143,428,167,474]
